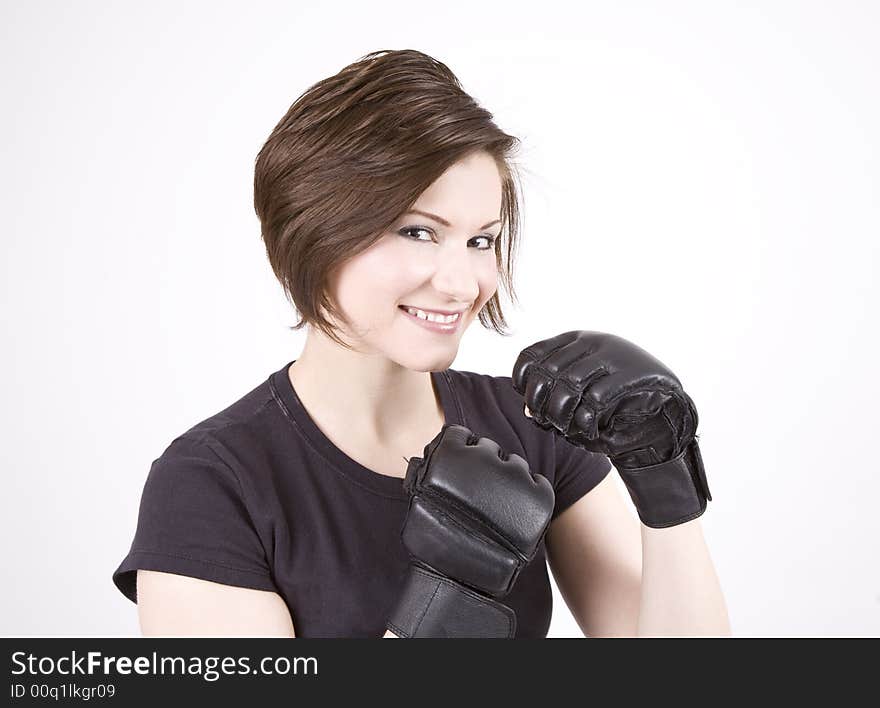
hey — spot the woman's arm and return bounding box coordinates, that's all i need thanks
[137,569,297,637]
[637,518,731,636]
[546,473,643,637]
[547,476,731,637]
[514,330,726,637]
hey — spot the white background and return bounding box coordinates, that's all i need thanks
[2,0,877,637]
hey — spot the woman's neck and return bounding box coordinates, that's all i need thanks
[288,330,444,448]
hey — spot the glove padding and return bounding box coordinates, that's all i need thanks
[512,330,712,529]
[386,424,555,638]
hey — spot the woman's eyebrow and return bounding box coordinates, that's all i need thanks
[405,209,500,230]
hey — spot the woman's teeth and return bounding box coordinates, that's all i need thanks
[401,306,461,324]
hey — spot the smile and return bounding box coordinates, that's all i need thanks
[398,305,464,333]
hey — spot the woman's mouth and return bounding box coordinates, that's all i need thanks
[398,305,464,334]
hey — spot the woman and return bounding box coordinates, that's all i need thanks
[112,48,730,637]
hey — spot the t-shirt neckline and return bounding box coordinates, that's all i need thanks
[269,360,464,498]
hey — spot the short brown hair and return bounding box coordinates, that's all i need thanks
[253,49,524,349]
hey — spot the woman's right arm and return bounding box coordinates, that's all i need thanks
[138,570,402,638]
[136,569,296,637]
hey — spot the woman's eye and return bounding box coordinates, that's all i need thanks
[399,227,435,242]
[399,227,496,250]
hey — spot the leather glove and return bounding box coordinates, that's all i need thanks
[512,330,712,529]
[386,423,555,638]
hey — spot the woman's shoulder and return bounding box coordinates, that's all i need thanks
[144,367,291,484]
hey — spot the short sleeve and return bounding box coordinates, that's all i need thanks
[112,435,278,604]
[551,434,613,520]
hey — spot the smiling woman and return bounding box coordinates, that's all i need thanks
[253,48,526,352]
[113,49,617,639]
[308,148,506,370]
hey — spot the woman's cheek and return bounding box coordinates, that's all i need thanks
[477,260,499,303]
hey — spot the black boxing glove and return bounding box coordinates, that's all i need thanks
[386,424,555,638]
[512,331,712,529]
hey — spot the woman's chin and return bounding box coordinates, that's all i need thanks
[391,349,458,373]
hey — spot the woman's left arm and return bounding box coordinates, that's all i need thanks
[638,518,731,636]
[545,472,642,637]
[513,329,732,637]
[546,472,731,637]
[546,482,730,637]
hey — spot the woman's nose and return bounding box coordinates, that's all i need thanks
[430,244,481,304]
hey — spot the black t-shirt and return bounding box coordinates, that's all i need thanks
[112,360,611,637]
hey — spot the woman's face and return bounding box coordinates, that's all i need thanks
[327,150,502,372]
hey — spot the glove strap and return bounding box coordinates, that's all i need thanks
[386,565,517,638]
[614,439,713,529]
